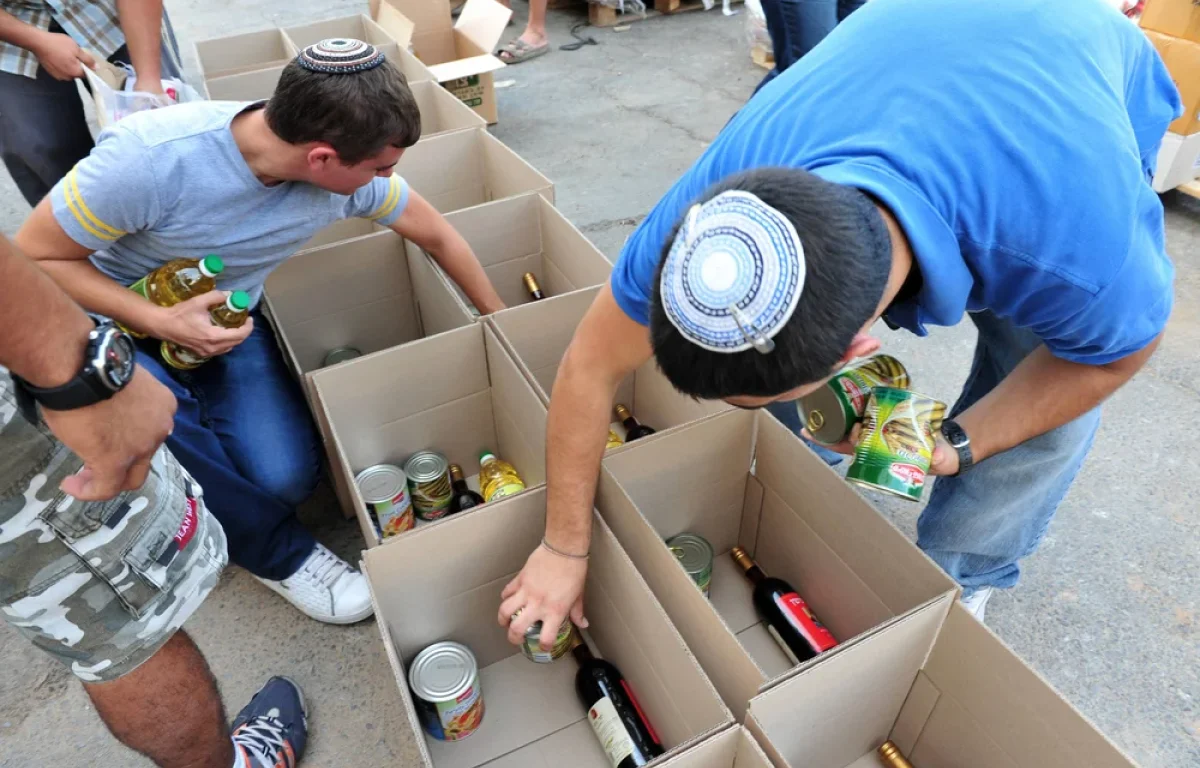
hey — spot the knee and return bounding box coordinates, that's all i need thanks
[248,442,321,507]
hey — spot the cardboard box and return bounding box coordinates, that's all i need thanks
[281,13,435,84]
[1153,130,1200,191]
[194,29,297,81]
[666,727,775,768]
[371,0,511,123]
[202,64,284,101]
[488,285,731,441]
[745,602,1140,768]
[1144,29,1200,135]
[1141,0,1200,43]
[398,128,554,214]
[596,409,958,718]
[414,192,610,314]
[362,486,732,767]
[262,229,474,388]
[408,79,488,137]
[311,322,548,544]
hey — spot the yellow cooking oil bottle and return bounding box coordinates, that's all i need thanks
[125,255,225,338]
[479,451,525,501]
[161,290,251,370]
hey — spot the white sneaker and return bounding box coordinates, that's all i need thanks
[255,543,374,624]
[961,586,995,622]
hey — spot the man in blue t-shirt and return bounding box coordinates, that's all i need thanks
[16,40,507,627]
[499,0,1181,646]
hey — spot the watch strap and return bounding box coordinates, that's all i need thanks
[940,419,974,475]
[20,371,111,411]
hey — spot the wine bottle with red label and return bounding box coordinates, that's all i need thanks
[573,640,663,768]
[730,546,838,664]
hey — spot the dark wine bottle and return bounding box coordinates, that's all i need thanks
[730,546,837,664]
[573,641,663,768]
[448,463,484,513]
[614,404,656,441]
[523,272,546,301]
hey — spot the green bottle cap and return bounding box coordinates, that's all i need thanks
[479,451,496,463]
[200,254,224,277]
[227,290,250,311]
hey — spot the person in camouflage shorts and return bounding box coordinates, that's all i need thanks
[0,370,226,681]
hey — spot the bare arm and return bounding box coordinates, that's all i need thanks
[17,198,253,357]
[498,283,653,649]
[115,0,165,94]
[0,9,95,79]
[0,9,50,50]
[389,189,505,314]
[0,235,176,501]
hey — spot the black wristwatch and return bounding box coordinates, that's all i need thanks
[12,316,137,424]
[939,419,974,475]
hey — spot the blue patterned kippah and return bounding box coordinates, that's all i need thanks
[659,191,806,355]
[298,39,386,74]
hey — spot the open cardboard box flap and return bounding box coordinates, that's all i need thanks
[596,409,957,718]
[746,601,1139,768]
[427,54,506,82]
[362,487,731,768]
[378,0,509,69]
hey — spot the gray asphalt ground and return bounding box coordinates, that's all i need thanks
[0,2,1197,767]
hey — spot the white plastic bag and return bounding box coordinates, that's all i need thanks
[83,60,203,129]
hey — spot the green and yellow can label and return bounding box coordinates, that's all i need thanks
[846,387,946,502]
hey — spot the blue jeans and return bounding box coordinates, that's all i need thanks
[757,0,865,91]
[135,311,320,581]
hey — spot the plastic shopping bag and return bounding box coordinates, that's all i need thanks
[83,59,203,129]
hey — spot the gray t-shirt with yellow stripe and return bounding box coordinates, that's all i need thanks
[51,100,408,306]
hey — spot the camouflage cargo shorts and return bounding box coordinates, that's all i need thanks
[0,372,228,683]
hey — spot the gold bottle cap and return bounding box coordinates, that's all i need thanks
[615,403,632,421]
[730,546,752,570]
[877,741,912,768]
[448,463,465,482]
[522,272,542,294]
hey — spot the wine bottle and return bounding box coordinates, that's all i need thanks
[523,272,546,301]
[878,741,916,768]
[573,641,663,768]
[730,547,837,664]
[448,463,484,513]
[614,404,656,441]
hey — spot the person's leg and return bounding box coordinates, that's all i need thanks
[497,0,550,62]
[85,630,233,768]
[754,0,836,92]
[135,341,317,582]
[836,0,866,22]
[0,56,95,206]
[917,312,1102,597]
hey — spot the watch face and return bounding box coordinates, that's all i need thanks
[97,328,136,390]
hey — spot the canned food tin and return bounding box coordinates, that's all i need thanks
[520,617,576,663]
[323,347,362,367]
[355,464,415,538]
[846,387,946,502]
[404,451,453,521]
[799,354,909,445]
[409,641,485,741]
[666,533,713,597]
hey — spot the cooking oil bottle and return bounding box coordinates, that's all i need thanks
[479,451,525,501]
[161,290,251,370]
[130,254,225,306]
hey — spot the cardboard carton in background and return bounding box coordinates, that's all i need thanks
[362,486,732,768]
[398,127,554,214]
[413,192,610,313]
[596,409,958,718]
[194,29,297,80]
[373,0,511,123]
[312,322,548,544]
[408,79,487,137]
[262,229,474,392]
[1144,29,1200,135]
[667,727,776,768]
[203,63,284,101]
[283,13,398,50]
[746,603,1140,768]
[1153,130,1200,191]
[1140,0,1200,43]
[489,285,730,438]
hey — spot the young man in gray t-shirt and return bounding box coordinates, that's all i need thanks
[16,39,506,625]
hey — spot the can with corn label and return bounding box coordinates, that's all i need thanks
[404,451,453,521]
[799,354,909,445]
[846,386,946,501]
[520,617,576,663]
[409,641,485,741]
[666,533,713,598]
[355,464,415,538]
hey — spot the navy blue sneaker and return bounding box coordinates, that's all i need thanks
[231,676,308,768]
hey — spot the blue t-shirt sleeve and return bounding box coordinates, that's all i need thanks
[343,175,409,226]
[1035,226,1174,366]
[611,215,668,327]
[50,126,159,251]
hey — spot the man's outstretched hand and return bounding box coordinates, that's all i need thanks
[41,366,177,501]
[498,543,590,653]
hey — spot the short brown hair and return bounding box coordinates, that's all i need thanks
[264,57,421,164]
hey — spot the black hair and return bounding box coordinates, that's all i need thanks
[649,167,892,399]
[264,57,421,165]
